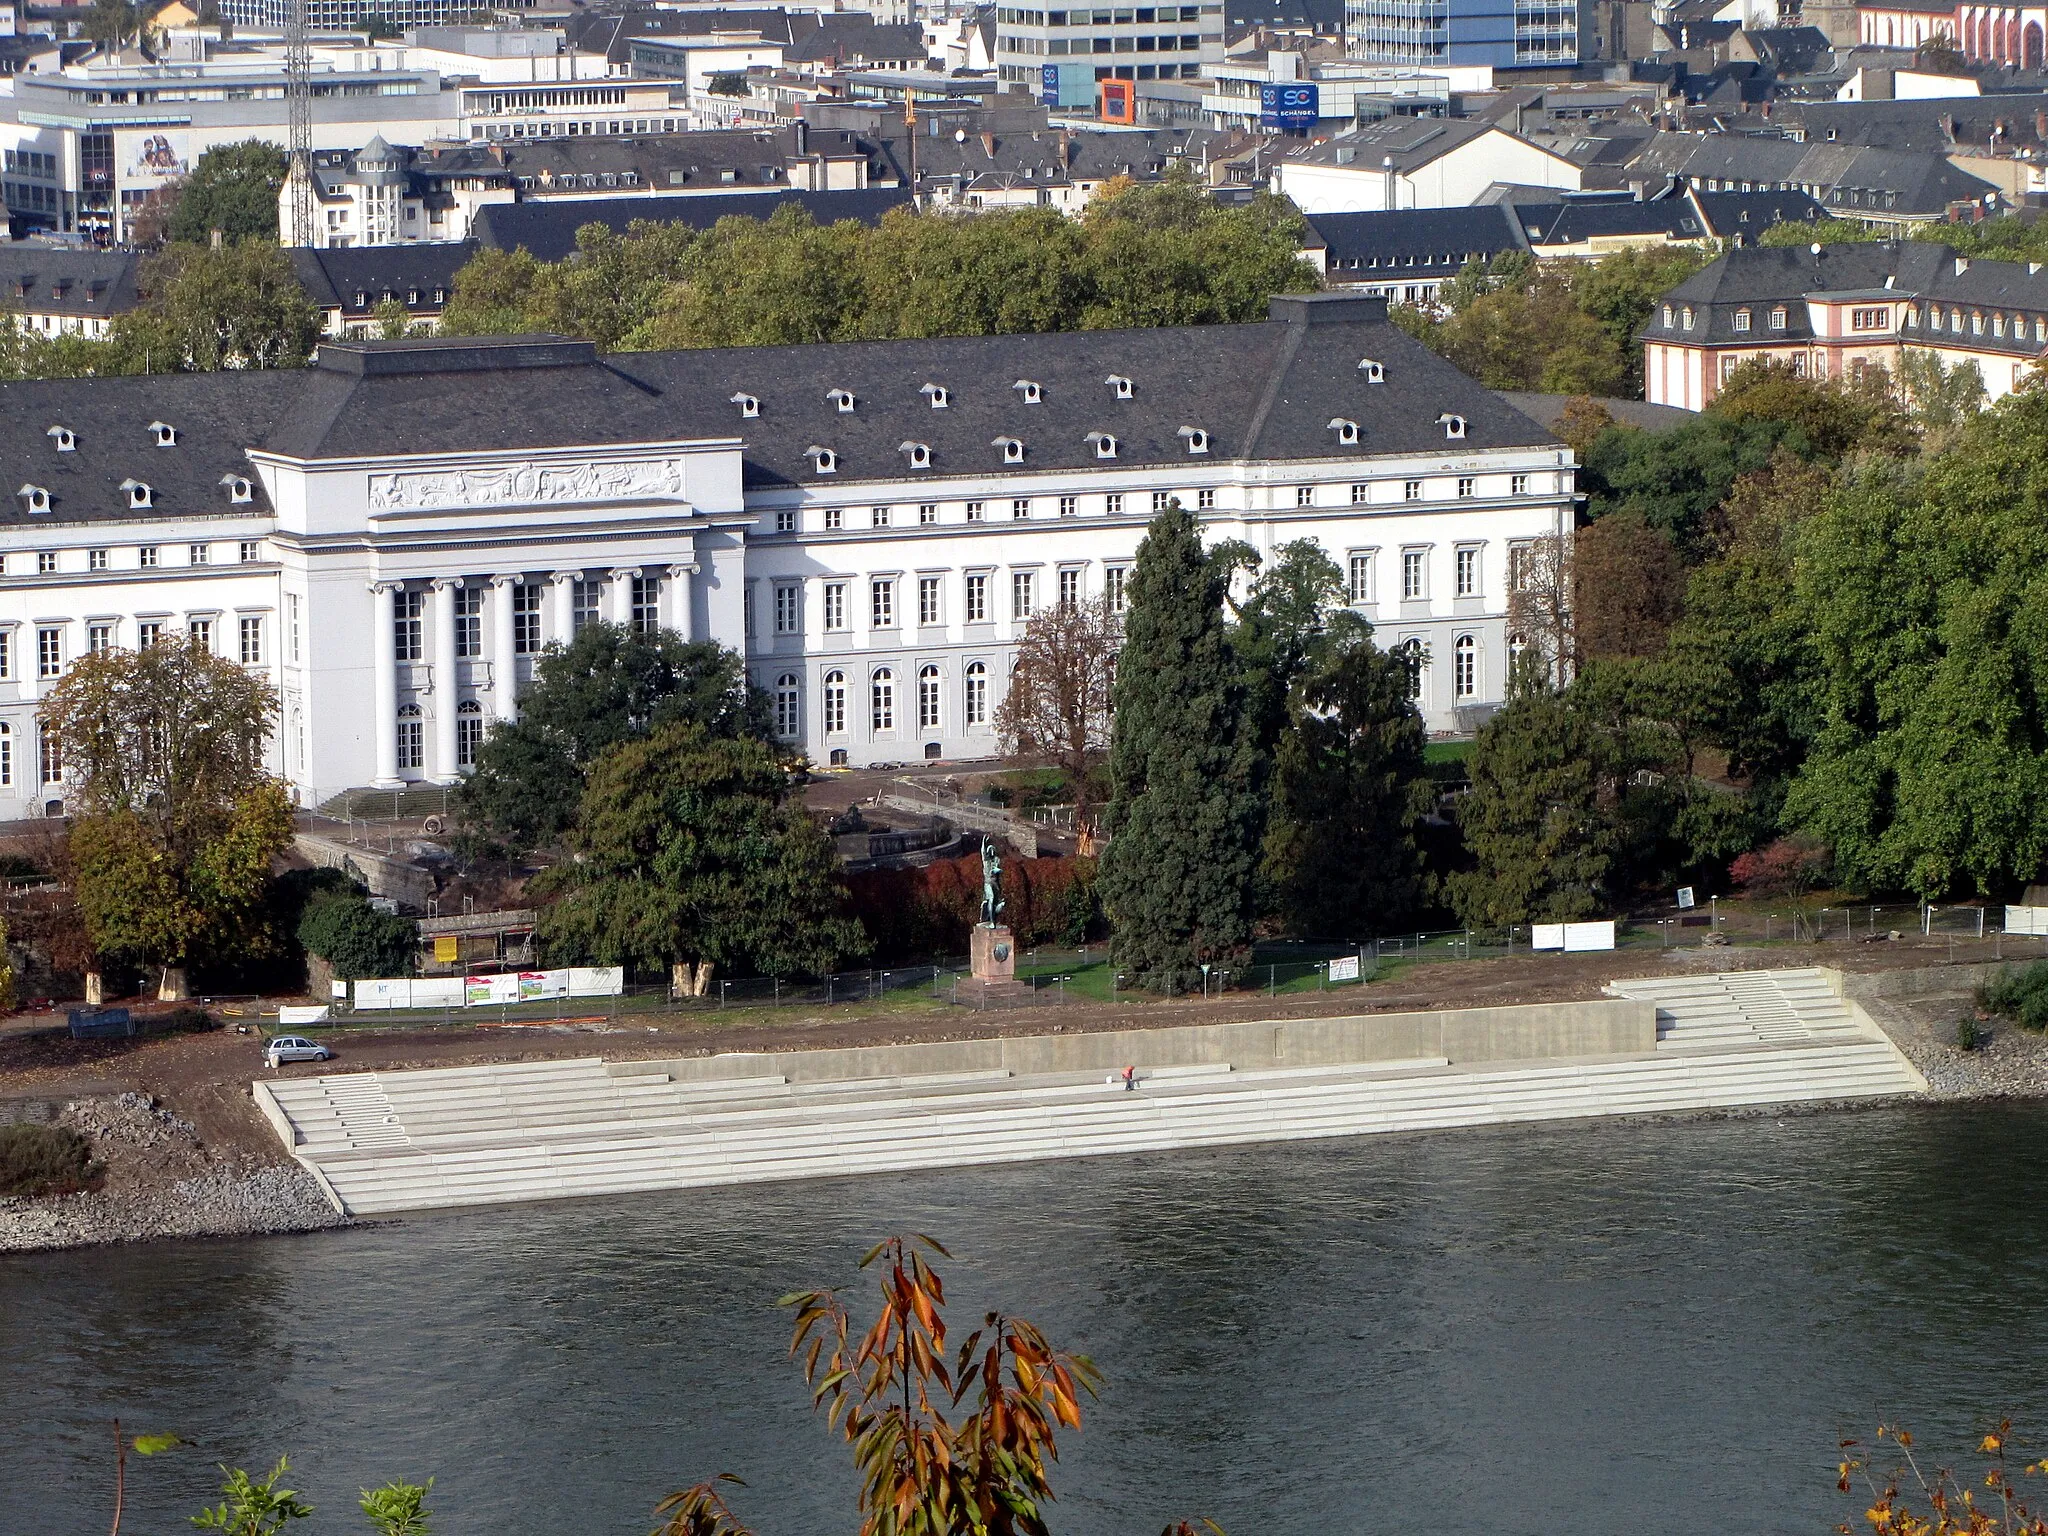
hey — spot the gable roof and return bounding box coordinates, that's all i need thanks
[0,247,143,320]
[469,187,913,262]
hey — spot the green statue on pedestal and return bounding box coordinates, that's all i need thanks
[980,835,1005,928]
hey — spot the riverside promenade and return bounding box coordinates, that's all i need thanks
[255,968,1925,1217]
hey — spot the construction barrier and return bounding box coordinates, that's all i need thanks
[350,967,624,1011]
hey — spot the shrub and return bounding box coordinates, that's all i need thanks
[0,1123,100,1198]
[158,1005,220,1035]
[1729,834,1833,897]
[1956,1013,1983,1052]
[844,853,1101,964]
[1978,960,2048,1030]
[298,889,418,981]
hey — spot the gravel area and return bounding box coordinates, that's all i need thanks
[0,1092,347,1254]
[1860,993,2048,1099]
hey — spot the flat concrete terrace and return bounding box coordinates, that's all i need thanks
[256,968,1927,1217]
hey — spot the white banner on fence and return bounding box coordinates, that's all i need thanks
[1531,921,1617,953]
[352,966,626,1011]
[278,1005,330,1025]
[2007,906,2048,936]
[1327,954,1360,982]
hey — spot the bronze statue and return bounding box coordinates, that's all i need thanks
[980,834,1004,928]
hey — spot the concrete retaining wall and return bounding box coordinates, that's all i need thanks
[611,998,1655,1087]
[292,835,434,910]
[1820,962,2005,1000]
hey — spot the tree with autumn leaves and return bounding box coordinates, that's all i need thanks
[36,638,293,999]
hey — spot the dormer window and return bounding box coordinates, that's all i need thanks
[920,382,950,409]
[48,425,75,452]
[17,484,51,514]
[1437,413,1467,441]
[899,441,932,469]
[992,436,1025,464]
[1328,417,1361,446]
[1087,431,1119,459]
[1105,374,1133,400]
[220,474,253,505]
[731,392,760,418]
[1013,379,1043,404]
[149,420,177,447]
[121,478,154,509]
[1662,304,1674,327]
[1178,426,1209,454]
[1358,358,1385,383]
[827,388,855,413]
[806,445,838,474]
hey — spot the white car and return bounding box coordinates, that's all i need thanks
[264,1035,333,1068]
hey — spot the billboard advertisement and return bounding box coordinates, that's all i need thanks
[1098,77,1136,124]
[1259,82,1320,129]
[119,128,190,182]
[1040,62,1061,106]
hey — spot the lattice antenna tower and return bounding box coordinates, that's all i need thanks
[285,0,314,247]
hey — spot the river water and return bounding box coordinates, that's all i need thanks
[4,1102,2046,1536]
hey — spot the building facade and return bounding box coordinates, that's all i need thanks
[0,296,1572,818]
[1344,0,1581,68]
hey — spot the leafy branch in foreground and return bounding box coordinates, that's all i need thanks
[1838,1422,2048,1535]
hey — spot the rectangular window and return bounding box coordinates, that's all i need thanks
[1059,495,1078,518]
[919,502,938,525]
[873,506,892,528]
[283,593,302,664]
[919,668,942,730]
[513,584,542,654]
[454,586,483,657]
[458,709,485,768]
[1350,483,1368,505]
[1403,479,1422,501]
[0,630,9,680]
[1456,547,1479,598]
[775,584,802,635]
[1401,550,1426,602]
[1852,307,1890,332]
[238,615,263,664]
[138,621,162,649]
[966,500,985,522]
[1508,544,1533,592]
[1105,566,1126,613]
[1457,477,1476,499]
[918,576,942,627]
[240,540,262,563]
[1152,490,1170,513]
[1297,485,1315,507]
[398,713,423,771]
[37,552,56,575]
[88,623,113,655]
[871,671,895,733]
[1106,493,1124,515]
[630,575,660,635]
[37,626,62,679]
[964,573,988,623]
[824,582,848,631]
[824,507,843,530]
[189,543,210,566]
[188,617,212,652]
[138,546,158,568]
[1058,568,1082,609]
[1733,309,1752,333]
[89,548,109,571]
[870,577,895,630]
[964,666,987,725]
[774,677,800,739]
[572,579,601,634]
[1348,553,1374,604]
[395,590,425,660]
[1012,571,1036,620]
[824,674,847,734]
[1198,488,1215,509]
[775,509,796,533]
[40,721,61,785]
[1511,473,1529,496]
[0,727,9,787]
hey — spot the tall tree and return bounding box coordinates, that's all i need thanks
[994,596,1118,833]
[458,623,770,853]
[1573,509,1684,662]
[165,139,288,245]
[38,639,292,995]
[535,724,863,990]
[120,241,319,371]
[1096,503,1264,990]
[1262,633,1431,936]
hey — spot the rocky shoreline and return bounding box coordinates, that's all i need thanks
[0,1093,348,1254]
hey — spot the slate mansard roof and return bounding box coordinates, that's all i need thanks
[1,296,1557,525]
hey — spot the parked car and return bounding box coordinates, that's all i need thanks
[264,1035,333,1068]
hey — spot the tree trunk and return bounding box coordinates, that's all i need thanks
[670,961,691,1000]
[84,971,105,1006]
[692,960,716,997]
[157,966,188,1003]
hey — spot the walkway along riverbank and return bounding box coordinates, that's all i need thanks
[256,968,1930,1218]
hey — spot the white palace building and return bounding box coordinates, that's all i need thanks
[0,293,1573,816]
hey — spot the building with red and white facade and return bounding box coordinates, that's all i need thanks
[1642,241,2048,409]
[1860,0,2046,66]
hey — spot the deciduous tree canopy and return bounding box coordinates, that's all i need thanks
[165,139,288,246]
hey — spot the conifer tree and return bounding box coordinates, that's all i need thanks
[1097,503,1264,990]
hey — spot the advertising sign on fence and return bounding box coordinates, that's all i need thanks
[352,966,623,1011]
[1327,954,1360,982]
[1532,921,1617,952]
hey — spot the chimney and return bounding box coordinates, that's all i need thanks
[1383,153,1396,208]
[2035,108,2046,141]
[794,117,809,155]
[981,131,996,158]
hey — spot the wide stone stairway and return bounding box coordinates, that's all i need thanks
[262,968,1923,1217]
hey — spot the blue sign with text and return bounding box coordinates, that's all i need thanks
[1041,63,1061,105]
[1259,82,1319,129]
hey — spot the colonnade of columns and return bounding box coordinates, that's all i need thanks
[368,560,700,788]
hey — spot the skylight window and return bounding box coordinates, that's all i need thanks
[17,484,51,514]
[1013,379,1043,404]
[899,441,932,468]
[1358,358,1385,383]
[48,425,75,452]
[121,478,154,509]
[920,382,951,408]
[827,388,855,413]
[1105,374,1133,400]
[1086,431,1119,459]
[149,420,177,447]
[1437,413,1467,441]
[731,392,760,418]
[992,436,1025,464]
[806,445,838,474]
[220,474,254,504]
[1177,426,1209,454]
[1328,417,1360,445]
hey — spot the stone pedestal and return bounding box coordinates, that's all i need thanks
[971,924,1015,981]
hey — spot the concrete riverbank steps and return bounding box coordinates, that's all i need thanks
[258,967,1925,1217]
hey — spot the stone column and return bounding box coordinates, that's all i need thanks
[667,562,699,642]
[490,574,520,723]
[552,571,579,644]
[611,567,639,630]
[369,581,401,788]
[431,577,463,784]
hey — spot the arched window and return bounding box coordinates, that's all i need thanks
[964,661,987,726]
[397,703,424,771]
[774,673,801,739]
[1454,634,1477,699]
[456,699,486,768]
[39,719,63,785]
[1397,638,1425,701]
[871,667,895,734]
[823,670,847,736]
[918,664,942,730]
[0,722,11,788]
